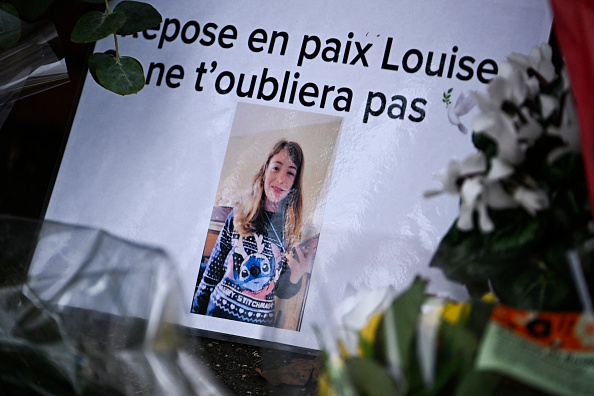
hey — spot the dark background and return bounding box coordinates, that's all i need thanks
[0,2,320,394]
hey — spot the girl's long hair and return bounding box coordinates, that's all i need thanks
[234,139,304,250]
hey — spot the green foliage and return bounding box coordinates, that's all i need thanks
[344,358,401,396]
[443,88,453,107]
[71,10,126,42]
[374,278,427,370]
[92,53,145,94]
[114,1,162,35]
[431,140,593,310]
[73,0,162,95]
[0,0,162,95]
[321,281,519,396]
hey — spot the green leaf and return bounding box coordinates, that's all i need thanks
[95,54,145,95]
[374,278,427,374]
[0,3,21,48]
[472,132,497,161]
[429,210,546,297]
[71,10,126,43]
[448,88,454,93]
[114,1,162,35]
[88,52,113,86]
[344,358,401,396]
[454,370,501,396]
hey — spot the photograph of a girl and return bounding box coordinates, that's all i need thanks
[191,140,317,327]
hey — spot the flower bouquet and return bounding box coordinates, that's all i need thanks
[318,39,594,396]
[427,41,593,312]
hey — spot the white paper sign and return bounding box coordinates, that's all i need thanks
[43,0,552,349]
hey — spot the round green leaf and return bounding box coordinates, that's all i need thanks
[0,3,21,48]
[88,52,114,86]
[71,10,126,43]
[96,55,145,95]
[114,1,162,35]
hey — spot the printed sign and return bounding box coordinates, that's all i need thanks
[42,1,552,349]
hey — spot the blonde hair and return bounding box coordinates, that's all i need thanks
[234,140,304,250]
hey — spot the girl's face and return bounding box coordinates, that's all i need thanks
[264,149,297,211]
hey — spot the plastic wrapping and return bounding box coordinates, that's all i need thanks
[0,216,226,395]
[0,15,69,129]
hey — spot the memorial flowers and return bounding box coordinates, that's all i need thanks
[319,40,594,395]
[428,42,593,311]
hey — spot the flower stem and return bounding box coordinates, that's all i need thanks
[103,0,120,60]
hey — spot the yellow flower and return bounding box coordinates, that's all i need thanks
[357,312,383,357]
[318,371,339,396]
[441,301,471,324]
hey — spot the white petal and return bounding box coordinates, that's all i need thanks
[460,177,483,206]
[539,61,556,82]
[485,182,517,209]
[540,94,558,119]
[457,202,474,231]
[461,152,487,175]
[472,91,496,113]
[513,187,549,215]
[477,201,494,233]
[473,112,498,133]
[517,113,543,143]
[487,157,514,180]
[539,43,553,61]
[487,78,508,101]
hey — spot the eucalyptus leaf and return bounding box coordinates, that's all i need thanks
[87,52,113,86]
[71,10,126,43]
[345,357,401,396]
[114,1,162,35]
[95,55,145,95]
[0,3,21,48]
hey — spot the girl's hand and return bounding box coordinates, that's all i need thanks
[286,236,319,283]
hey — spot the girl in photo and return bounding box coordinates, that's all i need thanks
[191,139,315,326]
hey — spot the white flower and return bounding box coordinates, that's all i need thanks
[473,68,527,113]
[425,153,486,197]
[512,186,549,215]
[454,157,522,232]
[547,91,581,162]
[457,176,494,232]
[484,181,517,209]
[507,43,556,95]
[447,91,476,133]
[473,111,525,165]
[517,110,544,145]
[540,94,558,119]
[334,285,399,354]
